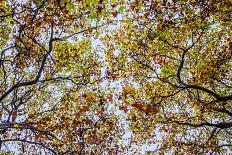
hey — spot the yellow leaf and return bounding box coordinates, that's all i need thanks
[28,118,33,122]
[14,124,19,127]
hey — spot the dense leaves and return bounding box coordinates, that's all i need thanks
[0,0,231,154]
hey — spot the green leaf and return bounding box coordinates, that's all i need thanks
[87,0,94,3]
[118,6,126,13]
[90,12,97,19]
[68,3,75,9]
[85,6,93,11]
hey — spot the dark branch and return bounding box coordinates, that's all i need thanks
[0,139,57,155]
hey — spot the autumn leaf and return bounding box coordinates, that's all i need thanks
[123,86,132,94]
[0,0,231,154]
[80,106,89,113]
[119,105,128,113]
[85,93,94,102]
[88,27,93,32]
[131,115,136,121]
[131,102,144,111]
[12,110,17,122]
[107,94,113,102]
[112,10,118,17]
[27,118,33,123]
[35,21,43,27]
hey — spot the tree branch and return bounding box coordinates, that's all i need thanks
[0,139,57,155]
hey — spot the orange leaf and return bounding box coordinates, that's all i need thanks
[85,93,94,102]
[88,27,93,32]
[123,86,132,93]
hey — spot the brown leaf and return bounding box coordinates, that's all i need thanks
[131,102,143,111]
[88,27,93,33]
[85,93,94,102]
[12,110,17,122]
[35,21,43,27]
[132,115,136,121]
[112,10,118,17]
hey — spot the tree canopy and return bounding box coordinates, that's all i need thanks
[0,0,231,154]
